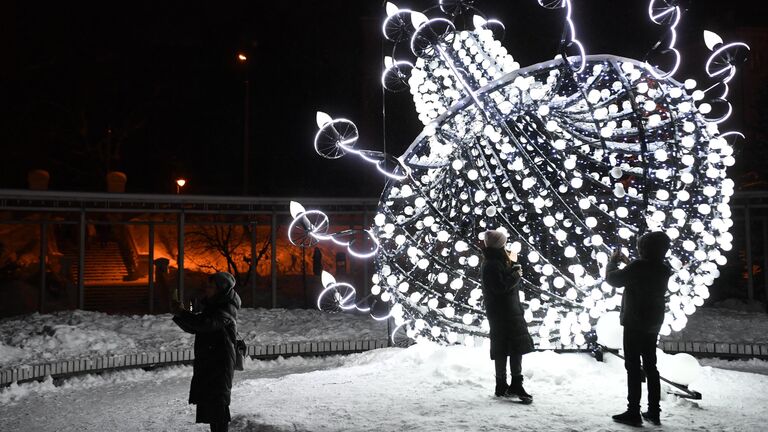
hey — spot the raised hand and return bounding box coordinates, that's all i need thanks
[507,250,518,262]
[611,248,629,264]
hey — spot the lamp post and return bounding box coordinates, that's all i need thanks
[237,52,250,195]
[175,178,186,194]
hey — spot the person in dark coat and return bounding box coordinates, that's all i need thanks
[481,229,535,402]
[173,272,241,432]
[606,231,672,427]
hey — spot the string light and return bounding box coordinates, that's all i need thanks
[289,1,749,348]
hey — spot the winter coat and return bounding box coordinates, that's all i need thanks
[173,277,241,406]
[481,247,535,359]
[605,258,672,333]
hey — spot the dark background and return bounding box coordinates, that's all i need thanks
[1,0,766,197]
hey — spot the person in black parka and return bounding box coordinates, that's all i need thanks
[606,231,672,427]
[173,272,241,432]
[481,229,535,402]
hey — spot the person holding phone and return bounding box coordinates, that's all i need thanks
[481,229,535,403]
[172,272,241,432]
[606,232,672,427]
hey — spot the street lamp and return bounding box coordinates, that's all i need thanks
[176,178,186,194]
[237,52,250,195]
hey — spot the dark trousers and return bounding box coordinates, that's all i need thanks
[196,402,230,432]
[210,422,228,432]
[494,353,522,382]
[623,328,660,413]
[211,422,229,432]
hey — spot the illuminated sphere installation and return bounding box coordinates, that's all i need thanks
[289,0,749,348]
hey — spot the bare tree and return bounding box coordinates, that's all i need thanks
[186,223,271,287]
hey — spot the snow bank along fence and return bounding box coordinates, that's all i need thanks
[658,340,768,358]
[3,338,767,387]
[0,338,390,386]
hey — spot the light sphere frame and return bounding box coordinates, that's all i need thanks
[288,1,749,348]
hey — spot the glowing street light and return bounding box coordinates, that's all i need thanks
[237,51,251,195]
[175,178,186,194]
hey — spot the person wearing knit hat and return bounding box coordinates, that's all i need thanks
[173,272,241,432]
[483,229,508,249]
[481,230,534,403]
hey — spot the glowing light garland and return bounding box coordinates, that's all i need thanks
[289,0,749,348]
[644,0,682,79]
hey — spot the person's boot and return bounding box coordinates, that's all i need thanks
[612,410,642,427]
[494,376,509,397]
[507,375,533,403]
[642,410,661,426]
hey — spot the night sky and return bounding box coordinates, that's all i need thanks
[2,0,765,197]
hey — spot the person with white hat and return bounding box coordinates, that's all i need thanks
[481,229,535,403]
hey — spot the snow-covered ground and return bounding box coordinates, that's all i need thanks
[0,309,387,367]
[1,306,766,431]
[1,343,767,431]
[699,357,768,376]
[660,307,768,344]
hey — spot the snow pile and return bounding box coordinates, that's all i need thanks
[713,298,766,313]
[0,365,193,405]
[0,354,354,406]
[0,342,26,365]
[230,343,768,432]
[700,357,768,376]
[1,305,765,374]
[661,307,768,343]
[0,309,386,368]
[240,308,386,345]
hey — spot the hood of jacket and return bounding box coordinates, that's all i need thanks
[208,272,241,310]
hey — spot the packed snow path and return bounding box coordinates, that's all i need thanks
[0,356,351,431]
[2,344,767,431]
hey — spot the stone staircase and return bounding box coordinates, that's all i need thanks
[62,241,149,313]
[68,241,129,285]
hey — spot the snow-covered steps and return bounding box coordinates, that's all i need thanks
[0,339,390,386]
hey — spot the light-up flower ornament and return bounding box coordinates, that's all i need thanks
[288,0,749,348]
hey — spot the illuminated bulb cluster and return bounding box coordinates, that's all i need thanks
[411,29,519,124]
[298,0,749,348]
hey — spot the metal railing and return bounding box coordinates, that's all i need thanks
[0,189,379,315]
[0,339,390,386]
[2,338,765,387]
[1,188,767,316]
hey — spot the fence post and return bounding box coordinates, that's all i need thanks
[745,203,754,301]
[251,221,257,308]
[178,211,185,304]
[148,223,155,314]
[39,221,47,312]
[763,218,768,309]
[271,211,277,308]
[78,210,86,309]
[363,209,368,297]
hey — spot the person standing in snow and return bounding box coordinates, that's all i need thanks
[606,231,672,427]
[172,271,241,432]
[480,229,535,403]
